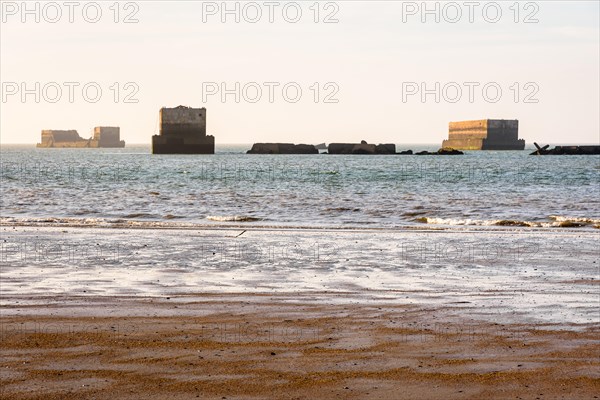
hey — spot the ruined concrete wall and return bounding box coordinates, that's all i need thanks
[44,130,82,142]
[37,130,89,148]
[37,128,125,148]
[160,106,206,137]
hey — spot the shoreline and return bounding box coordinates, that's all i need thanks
[2,220,599,232]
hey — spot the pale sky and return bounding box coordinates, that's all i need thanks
[1,1,599,145]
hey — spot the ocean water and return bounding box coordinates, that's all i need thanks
[1,144,599,230]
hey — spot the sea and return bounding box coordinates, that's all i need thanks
[1,144,599,230]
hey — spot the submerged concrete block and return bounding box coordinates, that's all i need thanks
[375,143,396,154]
[246,143,318,154]
[328,141,396,155]
[415,147,464,155]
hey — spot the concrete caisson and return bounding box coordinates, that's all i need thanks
[442,119,525,150]
[152,106,215,154]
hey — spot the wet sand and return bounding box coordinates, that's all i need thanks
[1,226,599,398]
[2,226,599,327]
[1,294,599,400]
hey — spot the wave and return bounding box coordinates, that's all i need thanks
[206,215,261,222]
[419,216,600,228]
[323,207,360,212]
[0,216,194,229]
[163,214,184,219]
[549,215,600,224]
[0,216,423,231]
[123,213,160,219]
[2,214,598,231]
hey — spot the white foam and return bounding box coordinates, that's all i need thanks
[423,217,599,228]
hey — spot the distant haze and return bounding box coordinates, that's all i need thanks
[1,1,598,145]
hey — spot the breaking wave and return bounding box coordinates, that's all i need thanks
[549,215,600,224]
[2,214,598,230]
[419,216,600,228]
[206,215,261,222]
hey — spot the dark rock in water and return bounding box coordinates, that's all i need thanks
[329,142,370,154]
[328,141,396,155]
[353,144,375,154]
[397,149,413,155]
[415,147,464,155]
[375,143,396,154]
[314,142,327,150]
[247,143,318,154]
[530,143,600,155]
[438,147,464,155]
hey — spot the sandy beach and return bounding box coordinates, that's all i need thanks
[1,293,599,399]
[1,226,599,399]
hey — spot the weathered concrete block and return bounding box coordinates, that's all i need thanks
[152,106,214,154]
[375,143,396,154]
[328,143,356,154]
[93,127,125,148]
[328,141,396,155]
[351,143,376,154]
[37,130,83,147]
[443,119,525,150]
[246,143,318,154]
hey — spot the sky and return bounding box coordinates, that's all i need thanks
[1,0,599,145]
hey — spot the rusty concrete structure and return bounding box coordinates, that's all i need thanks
[37,127,125,148]
[442,119,525,150]
[247,143,318,154]
[152,106,214,154]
